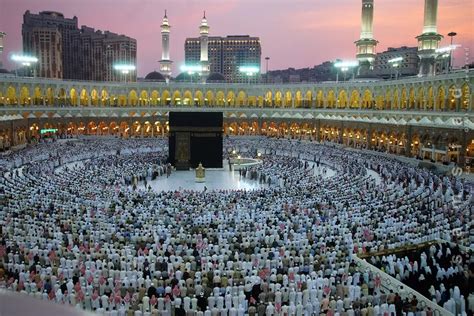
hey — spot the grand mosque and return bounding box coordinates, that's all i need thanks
[0,0,472,171]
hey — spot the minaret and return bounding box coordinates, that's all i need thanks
[199,11,210,81]
[355,0,378,77]
[416,0,443,76]
[159,10,172,82]
[0,32,6,69]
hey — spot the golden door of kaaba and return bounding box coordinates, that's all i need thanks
[175,132,191,170]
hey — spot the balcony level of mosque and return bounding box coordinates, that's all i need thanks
[0,71,472,169]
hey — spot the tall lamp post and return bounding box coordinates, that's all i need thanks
[239,66,259,85]
[11,54,38,77]
[265,56,270,83]
[334,60,359,83]
[388,57,403,80]
[447,32,457,71]
[113,64,136,83]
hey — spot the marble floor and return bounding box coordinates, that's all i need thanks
[137,161,265,192]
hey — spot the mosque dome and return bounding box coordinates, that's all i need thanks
[206,72,225,83]
[144,71,165,81]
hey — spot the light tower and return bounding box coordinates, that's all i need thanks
[159,10,172,82]
[199,11,210,81]
[0,32,6,69]
[355,0,378,77]
[416,0,443,76]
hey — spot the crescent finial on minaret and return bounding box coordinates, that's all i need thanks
[164,9,167,18]
[203,11,206,19]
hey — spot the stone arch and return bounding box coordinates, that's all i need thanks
[101,89,109,106]
[140,90,148,106]
[295,91,303,108]
[58,88,67,105]
[5,86,17,105]
[375,94,384,110]
[427,86,434,110]
[205,90,214,106]
[195,90,204,106]
[20,86,30,106]
[284,91,292,108]
[172,90,182,105]
[400,87,407,109]
[392,89,400,110]
[70,88,78,106]
[417,87,425,110]
[33,86,43,105]
[45,87,54,106]
[447,85,457,111]
[150,90,159,106]
[275,91,283,107]
[436,86,445,111]
[91,89,99,106]
[304,90,312,108]
[183,90,193,106]
[265,91,272,107]
[162,90,171,105]
[236,91,246,106]
[316,90,324,108]
[408,87,415,109]
[226,91,236,107]
[216,91,225,106]
[80,89,89,106]
[327,90,336,108]
[128,90,138,106]
[350,90,360,109]
[461,82,470,111]
[384,89,392,110]
[362,89,372,109]
[337,90,348,108]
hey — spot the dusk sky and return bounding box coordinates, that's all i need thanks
[1,0,473,77]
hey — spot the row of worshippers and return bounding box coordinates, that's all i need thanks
[0,136,471,315]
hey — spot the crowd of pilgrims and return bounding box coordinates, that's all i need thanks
[369,243,473,315]
[0,136,472,316]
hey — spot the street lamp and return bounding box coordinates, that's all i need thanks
[11,54,38,77]
[447,32,457,71]
[239,66,260,85]
[265,57,270,83]
[113,64,136,83]
[334,60,358,82]
[388,56,403,80]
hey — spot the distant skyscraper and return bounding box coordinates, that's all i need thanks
[159,10,172,81]
[185,35,261,83]
[22,10,136,81]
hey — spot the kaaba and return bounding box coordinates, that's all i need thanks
[168,112,223,170]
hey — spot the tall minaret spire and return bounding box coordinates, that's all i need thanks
[199,11,210,81]
[0,32,6,69]
[355,0,378,76]
[159,10,172,81]
[416,0,442,76]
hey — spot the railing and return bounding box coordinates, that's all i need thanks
[352,256,453,316]
[0,69,472,88]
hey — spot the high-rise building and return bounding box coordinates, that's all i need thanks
[374,47,419,78]
[22,27,62,78]
[185,35,261,83]
[22,10,137,81]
